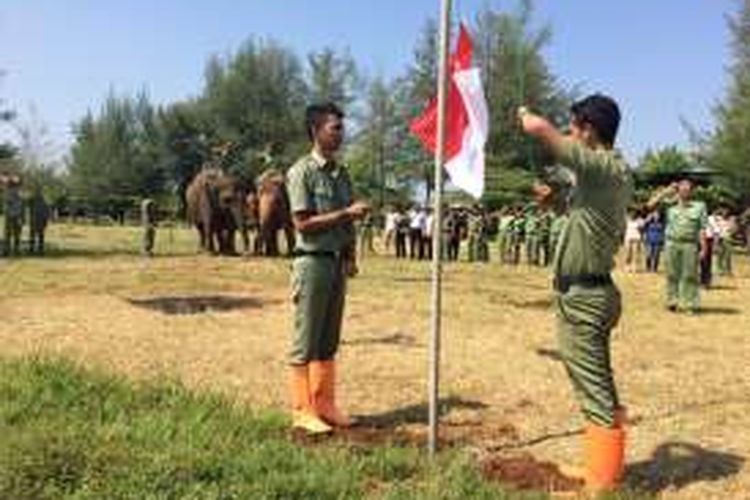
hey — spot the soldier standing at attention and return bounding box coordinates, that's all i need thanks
[28,186,50,255]
[524,204,540,266]
[141,197,158,257]
[519,94,632,493]
[3,175,24,257]
[286,102,369,435]
[647,178,707,313]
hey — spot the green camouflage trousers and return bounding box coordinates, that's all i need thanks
[665,241,700,311]
[556,283,622,428]
[290,255,347,364]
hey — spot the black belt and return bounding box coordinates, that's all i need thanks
[554,274,612,293]
[293,250,339,259]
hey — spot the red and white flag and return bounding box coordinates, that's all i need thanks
[410,24,488,199]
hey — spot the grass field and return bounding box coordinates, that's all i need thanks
[1,223,748,498]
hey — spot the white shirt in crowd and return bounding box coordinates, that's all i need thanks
[384,211,397,232]
[410,210,426,231]
[625,216,643,242]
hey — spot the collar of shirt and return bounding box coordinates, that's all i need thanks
[310,149,336,170]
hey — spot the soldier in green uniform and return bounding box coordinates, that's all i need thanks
[3,175,24,257]
[286,102,369,435]
[141,197,158,257]
[466,206,481,262]
[28,186,50,255]
[497,207,514,263]
[647,178,707,313]
[524,205,541,266]
[519,94,632,493]
[509,207,525,265]
[537,208,553,266]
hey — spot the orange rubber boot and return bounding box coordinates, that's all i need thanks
[290,364,332,434]
[309,360,352,428]
[584,421,625,491]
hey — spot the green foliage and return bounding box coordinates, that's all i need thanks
[705,0,750,205]
[68,92,166,209]
[639,146,693,175]
[0,357,519,499]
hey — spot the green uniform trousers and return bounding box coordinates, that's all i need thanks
[498,233,510,263]
[290,255,347,365]
[716,239,732,276]
[665,241,700,311]
[556,283,622,428]
[526,235,540,265]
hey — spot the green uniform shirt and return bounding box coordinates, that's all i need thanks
[524,212,539,236]
[286,152,354,253]
[665,201,707,242]
[553,142,632,277]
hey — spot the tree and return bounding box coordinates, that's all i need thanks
[639,146,693,175]
[201,39,308,175]
[307,48,360,108]
[68,91,166,217]
[474,0,573,207]
[706,0,750,206]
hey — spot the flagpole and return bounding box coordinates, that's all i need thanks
[428,0,452,457]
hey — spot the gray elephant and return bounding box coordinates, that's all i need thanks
[185,168,244,255]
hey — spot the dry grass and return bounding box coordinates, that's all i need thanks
[1,222,749,498]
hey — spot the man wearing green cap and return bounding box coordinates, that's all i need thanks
[648,178,707,313]
[286,102,369,435]
[519,93,632,493]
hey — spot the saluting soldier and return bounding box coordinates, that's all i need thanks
[519,94,632,493]
[286,102,369,435]
[647,178,707,313]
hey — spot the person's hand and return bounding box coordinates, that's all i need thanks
[532,181,554,207]
[517,106,546,134]
[346,201,370,220]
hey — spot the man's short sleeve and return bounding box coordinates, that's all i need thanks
[558,140,621,177]
[286,163,313,214]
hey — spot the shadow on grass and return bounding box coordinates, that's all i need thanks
[626,442,745,493]
[126,295,267,315]
[697,306,741,316]
[355,396,489,429]
[343,332,422,348]
[535,348,563,362]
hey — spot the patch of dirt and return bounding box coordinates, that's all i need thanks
[480,453,584,492]
[126,295,270,315]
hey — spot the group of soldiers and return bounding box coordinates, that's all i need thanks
[0,174,50,257]
[375,203,569,266]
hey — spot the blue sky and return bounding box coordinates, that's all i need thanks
[0,0,732,163]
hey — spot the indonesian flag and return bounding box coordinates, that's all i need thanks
[410,24,488,199]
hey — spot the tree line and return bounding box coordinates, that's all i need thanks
[2,0,750,220]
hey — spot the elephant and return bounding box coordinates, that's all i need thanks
[254,169,295,256]
[185,168,245,255]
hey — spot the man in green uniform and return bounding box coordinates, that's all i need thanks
[519,94,631,493]
[497,207,513,263]
[28,186,50,255]
[3,175,24,257]
[524,205,540,266]
[141,197,158,257]
[647,179,707,313]
[466,206,482,262]
[538,208,553,266]
[286,102,369,435]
